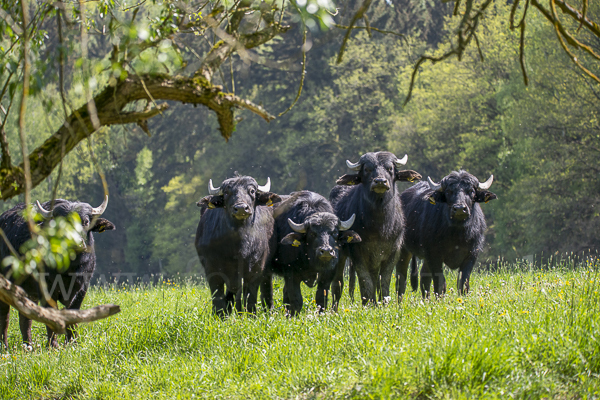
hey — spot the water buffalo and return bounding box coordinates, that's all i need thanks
[396,170,497,298]
[0,197,115,348]
[195,175,281,316]
[329,151,421,308]
[268,191,361,316]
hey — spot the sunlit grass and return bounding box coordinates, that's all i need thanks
[0,261,599,399]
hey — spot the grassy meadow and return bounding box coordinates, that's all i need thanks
[0,260,599,399]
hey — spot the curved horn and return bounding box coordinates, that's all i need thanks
[35,201,53,219]
[394,154,408,166]
[257,177,271,193]
[346,159,361,171]
[478,175,494,190]
[91,195,109,216]
[338,214,356,231]
[427,177,442,191]
[287,218,306,233]
[208,179,222,195]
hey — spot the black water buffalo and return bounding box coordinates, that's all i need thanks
[396,170,497,298]
[329,151,421,308]
[0,197,115,348]
[195,175,281,316]
[268,191,361,316]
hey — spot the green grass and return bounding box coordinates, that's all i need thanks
[1,261,599,399]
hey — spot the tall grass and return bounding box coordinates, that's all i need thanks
[0,260,599,399]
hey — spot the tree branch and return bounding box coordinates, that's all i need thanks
[0,73,274,200]
[0,274,120,334]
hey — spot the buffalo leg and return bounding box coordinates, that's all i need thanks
[64,288,87,344]
[260,272,273,311]
[242,281,259,315]
[19,313,35,349]
[207,273,227,317]
[410,257,419,292]
[284,275,303,317]
[315,268,335,312]
[430,261,446,297]
[457,257,477,295]
[396,248,412,301]
[331,255,347,312]
[379,257,397,303]
[356,265,376,306]
[0,301,10,350]
[348,261,356,303]
[420,261,432,298]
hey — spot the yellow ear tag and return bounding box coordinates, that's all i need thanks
[484,195,490,204]
[347,236,353,243]
[98,226,105,233]
[208,202,216,209]
[266,199,273,207]
[292,240,301,247]
[429,197,436,205]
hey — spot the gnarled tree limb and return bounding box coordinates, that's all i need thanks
[0,73,275,200]
[0,274,120,334]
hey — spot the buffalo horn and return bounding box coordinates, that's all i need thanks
[427,177,442,191]
[338,214,356,231]
[257,177,271,193]
[478,175,494,190]
[208,179,222,195]
[346,159,361,171]
[287,218,306,233]
[394,154,408,167]
[91,195,109,216]
[35,201,53,219]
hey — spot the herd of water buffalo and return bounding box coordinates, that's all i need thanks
[0,151,496,347]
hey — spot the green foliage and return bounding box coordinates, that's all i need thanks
[2,212,86,278]
[0,265,598,398]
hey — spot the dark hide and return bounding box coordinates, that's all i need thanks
[195,175,281,316]
[0,199,115,348]
[268,191,360,316]
[396,170,497,298]
[329,151,421,308]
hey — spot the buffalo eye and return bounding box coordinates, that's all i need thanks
[364,167,372,173]
[82,217,90,227]
[386,166,393,172]
[249,188,256,196]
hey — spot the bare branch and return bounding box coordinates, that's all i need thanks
[337,0,372,64]
[519,21,529,86]
[0,274,120,334]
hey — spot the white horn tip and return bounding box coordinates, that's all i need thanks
[397,154,408,165]
[479,174,494,190]
[258,177,271,193]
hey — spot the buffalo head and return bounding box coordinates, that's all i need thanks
[36,196,115,234]
[197,175,281,221]
[427,171,497,223]
[281,212,361,268]
[336,151,421,194]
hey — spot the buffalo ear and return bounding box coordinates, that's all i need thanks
[396,170,422,183]
[256,192,282,207]
[197,195,224,209]
[426,191,445,205]
[475,190,497,203]
[336,174,361,186]
[91,218,115,233]
[281,232,304,247]
[339,230,362,244]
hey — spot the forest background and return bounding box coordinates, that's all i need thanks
[1,0,599,279]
